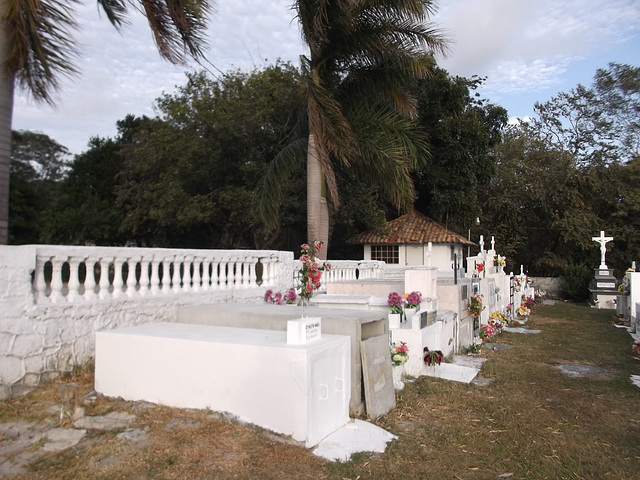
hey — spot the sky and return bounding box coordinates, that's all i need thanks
[11,0,640,155]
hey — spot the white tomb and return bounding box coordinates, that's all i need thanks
[95,322,351,447]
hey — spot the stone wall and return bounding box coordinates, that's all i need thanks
[0,245,292,400]
[529,277,563,299]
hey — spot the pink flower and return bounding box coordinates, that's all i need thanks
[301,243,309,251]
[300,254,310,263]
[314,240,323,252]
[305,280,314,294]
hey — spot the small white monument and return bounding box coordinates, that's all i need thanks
[592,230,614,269]
[589,231,618,309]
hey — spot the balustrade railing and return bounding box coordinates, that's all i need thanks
[292,259,385,293]
[32,246,290,305]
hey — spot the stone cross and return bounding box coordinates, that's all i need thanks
[491,236,495,252]
[592,230,613,269]
[478,235,484,254]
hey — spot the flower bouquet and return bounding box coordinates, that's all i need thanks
[390,342,409,366]
[283,288,297,305]
[468,294,484,317]
[423,347,444,366]
[297,241,330,300]
[387,292,404,314]
[403,291,422,308]
[264,289,283,305]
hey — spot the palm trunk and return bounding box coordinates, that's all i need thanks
[306,133,329,259]
[0,0,14,244]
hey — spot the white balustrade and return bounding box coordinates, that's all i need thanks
[29,246,291,305]
[27,246,385,305]
[292,259,384,293]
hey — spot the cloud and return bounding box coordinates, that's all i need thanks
[435,0,640,96]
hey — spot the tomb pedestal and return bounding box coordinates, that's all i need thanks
[95,322,350,447]
[589,268,619,309]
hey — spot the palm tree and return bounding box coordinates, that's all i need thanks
[258,0,448,258]
[0,0,212,244]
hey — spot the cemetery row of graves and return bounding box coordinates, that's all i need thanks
[1,230,638,456]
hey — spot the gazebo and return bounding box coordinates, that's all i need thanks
[353,210,475,276]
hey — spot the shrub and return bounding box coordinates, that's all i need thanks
[559,264,592,301]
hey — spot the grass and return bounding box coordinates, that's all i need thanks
[1,303,639,479]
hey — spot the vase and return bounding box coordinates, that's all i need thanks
[301,297,310,318]
[392,365,405,390]
[388,313,401,329]
[404,307,417,323]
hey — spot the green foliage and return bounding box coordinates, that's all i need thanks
[480,64,640,276]
[412,68,508,232]
[42,135,126,245]
[559,264,592,301]
[9,130,71,244]
[115,64,307,248]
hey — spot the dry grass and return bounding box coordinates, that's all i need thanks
[2,303,639,479]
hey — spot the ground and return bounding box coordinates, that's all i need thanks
[1,303,639,479]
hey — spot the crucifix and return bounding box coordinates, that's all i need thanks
[592,231,613,269]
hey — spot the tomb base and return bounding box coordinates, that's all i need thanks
[95,322,350,447]
[589,268,619,309]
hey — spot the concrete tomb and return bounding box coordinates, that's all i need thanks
[95,322,350,447]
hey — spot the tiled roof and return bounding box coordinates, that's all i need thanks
[353,210,476,246]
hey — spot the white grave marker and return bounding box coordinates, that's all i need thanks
[592,231,613,269]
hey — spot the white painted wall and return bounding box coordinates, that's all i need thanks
[0,245,293,400]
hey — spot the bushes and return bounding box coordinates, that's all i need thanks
[560,264,592,301]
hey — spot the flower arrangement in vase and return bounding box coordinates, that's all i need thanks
[468,294,484,318]
[264,290,283,304]
[403,291,422,323]
[390,342,409,366]
[283,288,297,305]
[387,292,403,328]
[403,291,422,308]
[423,347,444,366]
[391,342,409,390]
[297,241,330,298]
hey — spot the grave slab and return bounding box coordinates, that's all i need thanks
[360,336,395,419]
[95,322,350,447]
[422,363,479,383]
[312,419,397,462]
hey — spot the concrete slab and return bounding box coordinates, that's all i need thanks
[555,364,608,379]
[360,336,395,419]
[482,343,515,351]
[503,326,541,334]
[312,419,397,462]
[452,355,487,369]
[43,428,86,452]
[73,411,136,431]
[422,363,479,383]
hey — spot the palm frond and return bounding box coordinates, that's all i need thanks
[5,0,80,104]
[347,103,430,211]
[138,0,211,64]
[255,137,307,230]
[97,0,129,29]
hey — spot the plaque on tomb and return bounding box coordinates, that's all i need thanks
[596,282,616,289]
[360,335,395,419]
[412,311,429,330]
[287,317,321,345]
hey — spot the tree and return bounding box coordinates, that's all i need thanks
[0,0,213,244]
[116,65,307,248]
[412,68,507,233]
[9,130,70,243]
[42,135,126,245]
[531,63,639,167]
[259,0,448,258]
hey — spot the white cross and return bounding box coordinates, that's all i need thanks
[592,231,613,269]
